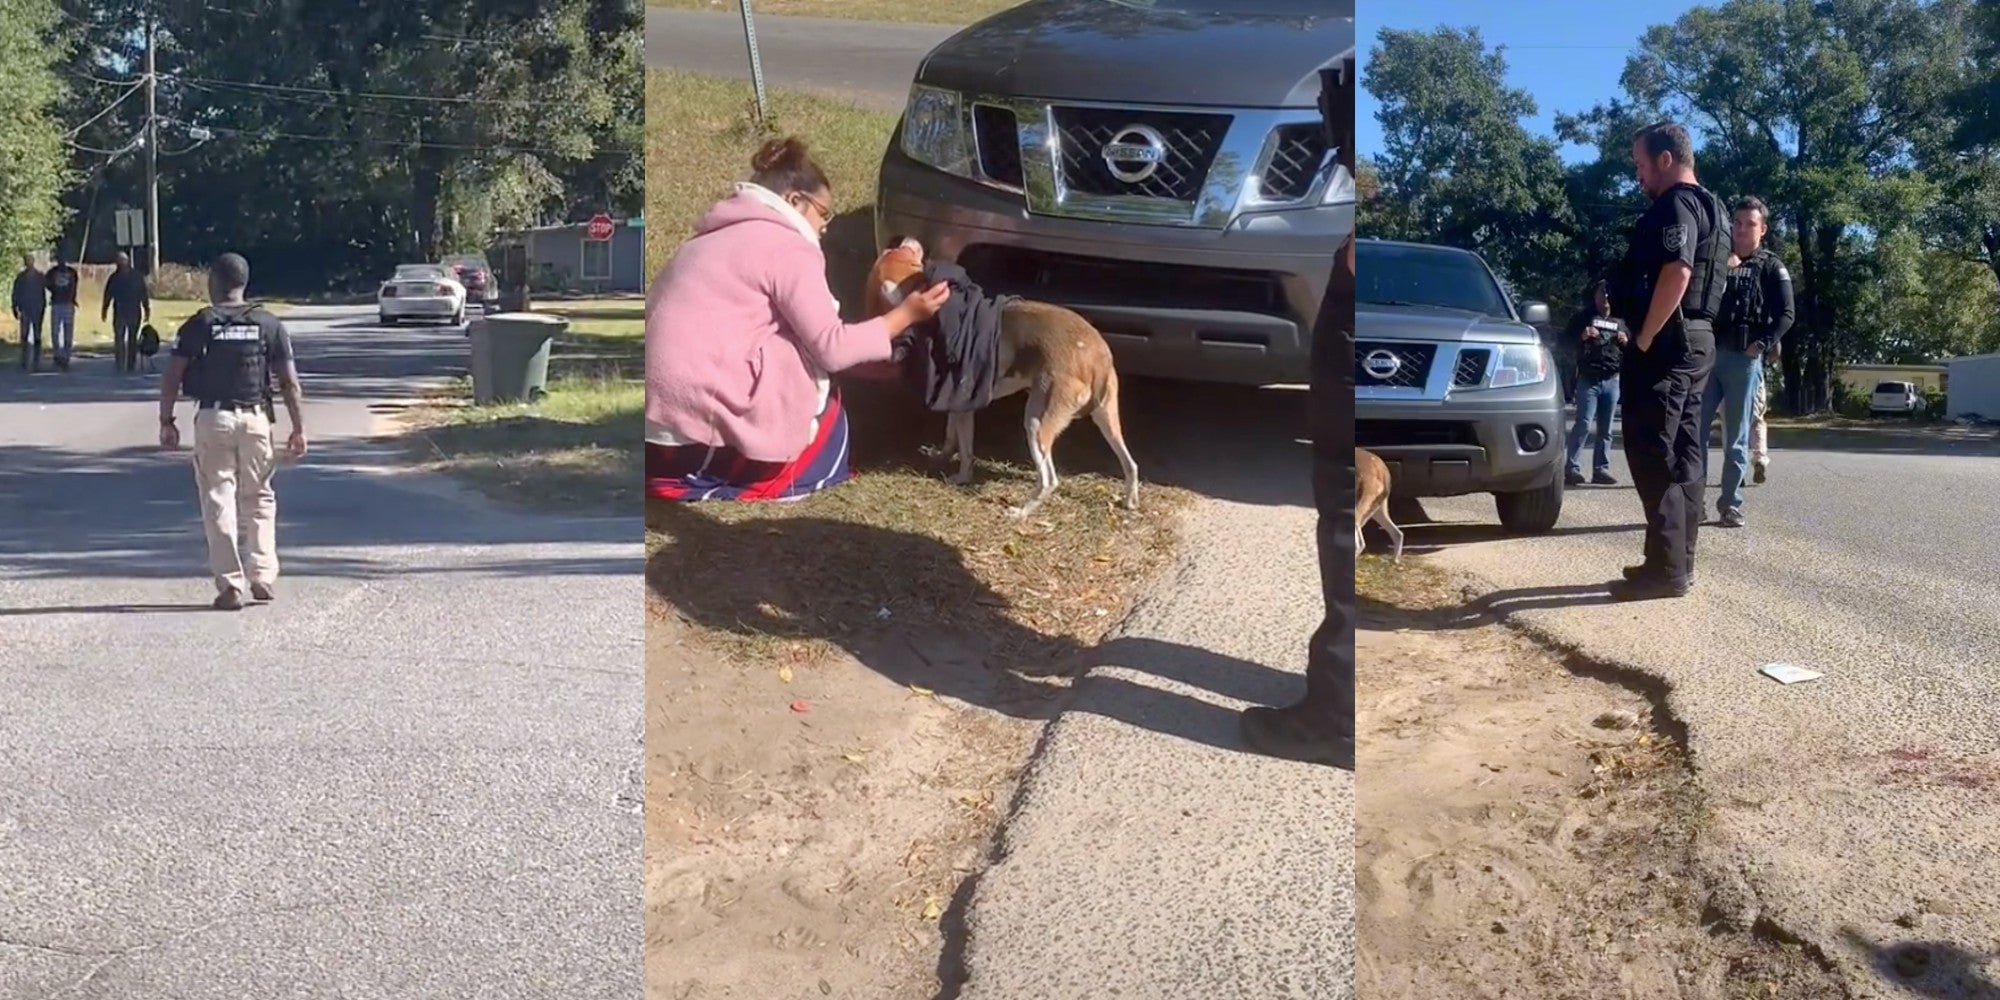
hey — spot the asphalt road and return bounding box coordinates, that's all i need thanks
[645,7,952,110]
[1418,437,2000,1000]
[0,308,641,999]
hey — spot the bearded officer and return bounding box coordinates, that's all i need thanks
[158,253,307,611]
[1608,122,1729,601]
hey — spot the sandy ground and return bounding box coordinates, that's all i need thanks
[645,606,1049,1000]
[1357,583,1848,1000]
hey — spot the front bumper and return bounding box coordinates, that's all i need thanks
[876,138,1349,386]
[1357,377,1567,498]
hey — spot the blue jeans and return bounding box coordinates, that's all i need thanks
[1566,374,1619,476]
[1700,347,1761,513]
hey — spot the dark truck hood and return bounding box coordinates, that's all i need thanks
[916,0,1355,108]
[1359,303,1541,345]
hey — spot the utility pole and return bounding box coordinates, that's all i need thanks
[143,3,159,275]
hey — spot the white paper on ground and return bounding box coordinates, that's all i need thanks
[1760,663,1824,685]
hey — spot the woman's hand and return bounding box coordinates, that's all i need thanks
[891,282,952,330]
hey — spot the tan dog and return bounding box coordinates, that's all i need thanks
[867,239,1140,519]
[1357,447,1403,562]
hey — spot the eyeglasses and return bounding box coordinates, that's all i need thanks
[793,192,832,221]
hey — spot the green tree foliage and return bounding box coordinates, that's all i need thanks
[0,0,71,258]
[58,0,640,293]
[1364,0,2000,413]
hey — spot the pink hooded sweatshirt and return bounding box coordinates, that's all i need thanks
[646,186,896,463]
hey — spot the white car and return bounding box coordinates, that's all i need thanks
[378,264,467,326]
[1869,380,1927,417]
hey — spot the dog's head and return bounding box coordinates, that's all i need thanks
[864,236,927,317]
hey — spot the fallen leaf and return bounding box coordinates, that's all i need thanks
[790,699,811,714]
[778,665,794,684]
[920,898,942,921]
[842,752,866,764]
[1002,541,1022,558]
[909,684,936,698]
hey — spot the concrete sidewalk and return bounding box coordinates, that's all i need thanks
[958,498,1353,1000]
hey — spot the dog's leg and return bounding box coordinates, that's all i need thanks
[1011,384,1088,520]
[922,417,957,463]
[1090,373,1140,511]
[1371,504,1405,564]
[1355,521,1368,559]
[944,411,977,486]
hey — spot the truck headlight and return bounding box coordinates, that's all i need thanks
[1490,345,1550,388]
[901,85,973,177]
[1322,161,1356,205]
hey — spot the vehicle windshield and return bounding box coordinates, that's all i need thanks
[1874,382,1910,394]
[1357,241,1514,318]
[394,265,447,281]
[440,255,487,272]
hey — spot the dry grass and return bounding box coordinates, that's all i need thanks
[647,0,1020,25]
[399,297,644,513]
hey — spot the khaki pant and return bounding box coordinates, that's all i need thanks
[192,407,279,594]
[1751,374,1770,467]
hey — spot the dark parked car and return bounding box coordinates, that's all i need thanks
[441,253,498,312]
[875,0,1355,386]
[1354,239,1567,534]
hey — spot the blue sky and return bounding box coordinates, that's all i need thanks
[1356,0,1708,164]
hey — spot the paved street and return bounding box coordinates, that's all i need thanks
[0,308,642,999]
[645,7,950,109]
[1419,438,2000,999]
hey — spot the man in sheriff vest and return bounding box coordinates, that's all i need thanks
[157,253,307,611]
[1607,122,1729,601]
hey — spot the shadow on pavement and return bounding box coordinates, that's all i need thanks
[1393,520,1639,557]
[1361,582,1622,633]
[0,436,632,585]
[1770,426,2000,459]
[1845,930,2000,1000]
[646,502,1297,755]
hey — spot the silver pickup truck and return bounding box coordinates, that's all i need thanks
[873,0,1354,386]
[1355,238,1567,534]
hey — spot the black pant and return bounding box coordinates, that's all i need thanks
[1301,235,1356,734]
[1619,318,1715,582]
[16,312,43,369]
[112,312,144,369]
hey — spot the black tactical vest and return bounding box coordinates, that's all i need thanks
[1671,183,1732,322]
[182,304,276,406]
[1721,249,1776,348]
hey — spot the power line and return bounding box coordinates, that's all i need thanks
[179,120,638,158]
[170,74,584,107]
[64,81,145,138]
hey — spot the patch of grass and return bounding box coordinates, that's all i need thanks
[401,298,645,513]
[647,0,1019,25]
[645,68,898,297]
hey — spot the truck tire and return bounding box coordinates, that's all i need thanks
[1495,477,1563,535]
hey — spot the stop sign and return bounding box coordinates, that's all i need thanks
[586,214,615,241]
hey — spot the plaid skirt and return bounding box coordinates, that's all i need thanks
[645,391,853,502]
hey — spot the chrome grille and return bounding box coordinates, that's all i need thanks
[1453,349,1491,387]
[972,104,1023,187]
[1355,342,1435,390]
[1052,107,1232,202]
[1261,124,1328,202]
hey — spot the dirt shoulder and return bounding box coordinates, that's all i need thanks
[1357,561,1845,999]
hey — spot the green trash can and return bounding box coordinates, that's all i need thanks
[469,312,569,404]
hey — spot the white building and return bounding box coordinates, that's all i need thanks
[1944,352,2000,422]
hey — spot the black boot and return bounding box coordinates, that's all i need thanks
[1608,574,1691,601]
[1240,703,1354,770]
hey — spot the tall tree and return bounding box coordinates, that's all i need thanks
[1361,27,1577,301]
[0,0,71,257]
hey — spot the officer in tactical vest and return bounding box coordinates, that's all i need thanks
[1704,195,1793,518]
[1607,122,1727,601]
[157,253,307,611]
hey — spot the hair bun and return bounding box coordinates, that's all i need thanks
[752,136,809,175]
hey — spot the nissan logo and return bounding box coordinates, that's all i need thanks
[1101,125,1168,183]
[1362,349,1403,380]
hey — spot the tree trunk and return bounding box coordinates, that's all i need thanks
[411,148,446,263]
[1787,207,1817,413]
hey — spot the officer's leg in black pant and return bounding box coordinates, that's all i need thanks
[1619,364,1672,573]
[1670,324,1715,580]
[1241,240,1355,770]
[112,317,129,371]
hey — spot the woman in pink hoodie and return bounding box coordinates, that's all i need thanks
[646,137,948,502]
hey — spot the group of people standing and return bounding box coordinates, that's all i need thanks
[10,250,154,373]
[1559,122,1796,601]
